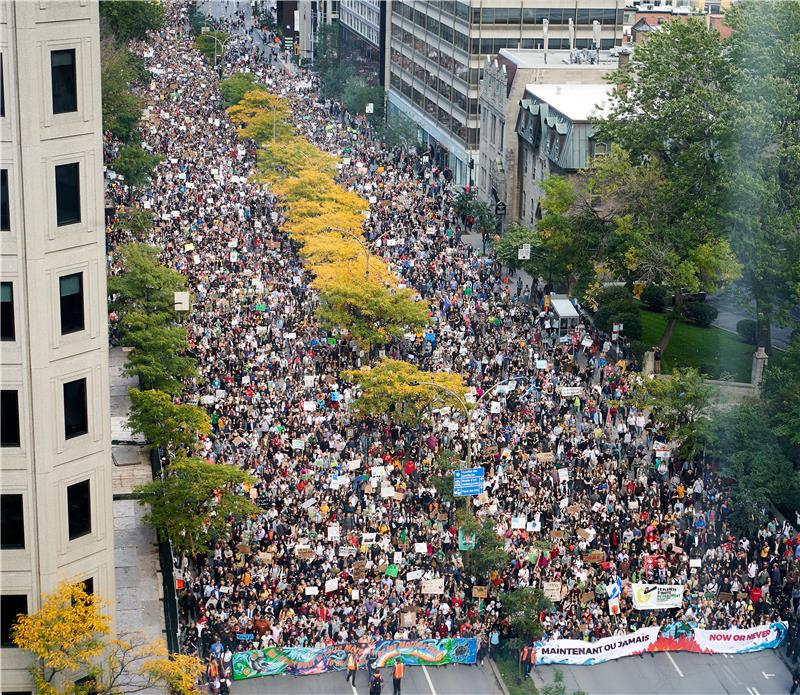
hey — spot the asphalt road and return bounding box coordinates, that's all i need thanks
[232,663,503,695]
[537,649,793,695]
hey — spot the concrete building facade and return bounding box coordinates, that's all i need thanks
[387,0,625,185]
[478,47,620,221]
[1,1,114,690]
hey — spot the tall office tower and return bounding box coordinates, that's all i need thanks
[1,1,114,691]
[339,0,391,87]
[388,1,624,184]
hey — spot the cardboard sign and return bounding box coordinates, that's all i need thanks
[338,546,357,557]
[325,578,339,593]
[327,525,340,542]
[472,585,488,599]
[583,550,606,564]
[718,591,733,602]
[402,612,416,627]
[295,545,313,560]
[577,528,593,541]
[353,561,367,580]
[304,586,319,596]
[406,570,423,581]
[550,530,565,540]
[580,591,595,604]
[414,543,428,554]
[421,578,444,595]
[543,581,563,602]
[536,452,554,463]
[362,533,377,545]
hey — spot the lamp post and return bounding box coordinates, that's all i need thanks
[411,375,533,470]
[202,26,231,72]
[323,226,393,284]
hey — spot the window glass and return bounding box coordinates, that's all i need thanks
[0,494,24,549]
[67,479,91,539]
[0,390,20,447]
[55,162,81,226]
[63,378,88,440]
[59,273,84,335]
[0,169,9,231]
[0,595,27,647]
[51,49,78,114]
[0,282,13,340]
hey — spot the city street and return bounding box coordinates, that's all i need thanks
[233,663,502,695]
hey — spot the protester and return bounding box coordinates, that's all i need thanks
[105,3,800,690]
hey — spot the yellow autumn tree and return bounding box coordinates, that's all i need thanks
[344,358,468,426]
[11,582,203,695]
[227,89,293,142]
[257,136,338,183]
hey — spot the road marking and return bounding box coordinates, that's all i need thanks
[351,683,358,695]
[665,652,684,678]
[422,665,438,695]
[752,688,762,695]
[762,672,775,679]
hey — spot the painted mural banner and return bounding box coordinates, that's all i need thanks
[232,638,477,680]
[535,622,787,665]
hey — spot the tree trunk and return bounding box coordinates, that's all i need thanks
[755,297,772,355]
[658,298,681,352]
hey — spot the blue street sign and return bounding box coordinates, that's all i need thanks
[453,467,485,497]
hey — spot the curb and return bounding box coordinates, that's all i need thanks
[487,658,512,695]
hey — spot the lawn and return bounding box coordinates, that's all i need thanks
[639,309,755,382]
[494,652,539,695]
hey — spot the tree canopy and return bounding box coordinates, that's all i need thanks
[108,243,187,317]
[127,389,210,454]
[100,0,165,42]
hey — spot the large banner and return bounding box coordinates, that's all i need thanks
[232,638,477,680]
[631,583,684,610]
[535,622,787,666]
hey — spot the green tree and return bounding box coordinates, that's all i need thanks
[343,358,468,427]
[114,207,154,241]
[134,457,258,558]
[120,311,197,395]
[111,145,162,190]
[195,30,230,66]
[127,389,210,455]
[632,367,712,463]
[595,19,742,349]
[723,1,800,352]
[458,512,508,580]
[317,280,429,352]
[100,41,143,143]
[500,587,552,645]
[100,0,165,41]
[220,72,261,107]
[108,243,187,317]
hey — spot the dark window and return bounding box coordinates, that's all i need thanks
[0,390,20,447]
[55,162,81,226]
[0,495,24,550]
[59,273,84,334]
[0,594,27,647]
[1,169,9,231]
[73,676,97,695]
[63,378,88,439]
[2,691,33,695]
[51,49,77,114]
[1,282,13,340]
[82,577,94,596]
[1,53,5,118]
[67,479,91,539]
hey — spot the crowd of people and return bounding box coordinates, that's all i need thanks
[105,1,800,690]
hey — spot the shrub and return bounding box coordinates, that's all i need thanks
[595,285,635,309]
[641,284,667,312]
[680,301,718,327]
[736,319,757,344]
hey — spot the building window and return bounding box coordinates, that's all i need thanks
[63,378,88,440]
[1,282,13,341]
[59,273,84,335]
[521,191,526,218]
[67,479,91,540]
[0,594,27,647]
[51,49,77,114]
[1,169,9,231]
[0,390,20,447]
[55,163,81,226]
[0,52,5,118]
[0,494,24,550]
[82,577,94,596]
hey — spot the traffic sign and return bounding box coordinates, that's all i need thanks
[495,201,507,216]
[518,243,531,260]
[453,467,485,497]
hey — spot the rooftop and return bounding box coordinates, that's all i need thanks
[525,84,614,121]
[499,47,623,70]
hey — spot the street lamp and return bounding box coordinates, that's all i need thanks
[202,25,232,71]
[323,226,393,284]
[410,375,533,469]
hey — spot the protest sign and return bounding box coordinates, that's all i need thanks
[421,578,444,594]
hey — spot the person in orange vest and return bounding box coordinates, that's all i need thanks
[528,644,537,673]
[520,644,532,676]
[392,657,405,695]
[346,650,358,687]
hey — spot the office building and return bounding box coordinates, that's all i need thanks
[1,1,114,691]
[339,0,391,87]
[387,1,624,185]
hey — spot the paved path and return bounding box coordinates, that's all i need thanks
[706,288,792,351]
[234,663,502,695]
[536,649,792,695]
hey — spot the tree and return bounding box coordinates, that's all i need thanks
[127,389,210,455]
[108,243,187,318]
[256,136,338,182]
[227,89,293,142]
[113,207,154,241]
[111,145,162,190]
[632,368,712,463]
[100,41,144,143]
[134,456,258,558]
[120,311,197,395]
[343,359,468,426]
[219,72,261,107]
[317,280,429,352]
[11,581,203,695]
[458,512,509,580]
[100,0,165,41]
[723,1,800,352]
[500,587,552,645]
[195,29,229,65]
[594,19,742,350]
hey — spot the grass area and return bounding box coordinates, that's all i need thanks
[639,309,755,382]
[494,652,538,695]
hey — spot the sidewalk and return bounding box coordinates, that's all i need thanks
[110,348,166,665]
